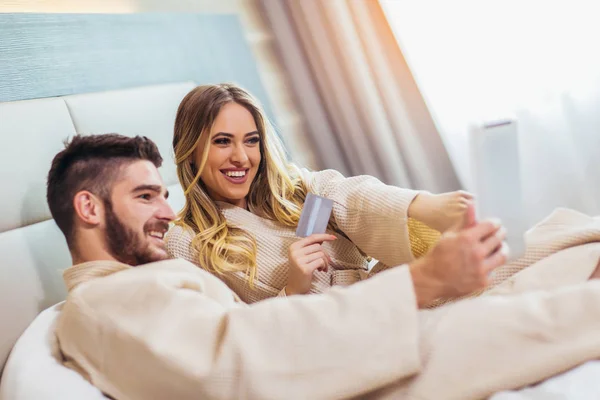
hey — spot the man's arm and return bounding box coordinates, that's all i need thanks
[408,203,508,307]
[57,265,422,400]
[57,204,507,399]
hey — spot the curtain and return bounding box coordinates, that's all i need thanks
[381,0,600,224]
[259,0,461,192]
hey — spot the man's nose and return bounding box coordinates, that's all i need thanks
[157,199,177,222]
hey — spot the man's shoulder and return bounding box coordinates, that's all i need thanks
[139,258,204,273]
[66,258,237,309]
[88,258,216,288]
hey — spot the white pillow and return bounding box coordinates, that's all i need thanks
[0,303,107,400]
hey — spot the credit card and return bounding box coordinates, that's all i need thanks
[296,193,334,237]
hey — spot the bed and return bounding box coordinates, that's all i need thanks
[0,82,599,399]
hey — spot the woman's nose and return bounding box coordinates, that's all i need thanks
[231,144,249,163]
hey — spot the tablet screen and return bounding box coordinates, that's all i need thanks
[470,120,527,261]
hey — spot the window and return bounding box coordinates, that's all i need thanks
[381,0,600,219]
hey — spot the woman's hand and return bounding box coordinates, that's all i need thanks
[285,233,337,296]
[408,190,474,233]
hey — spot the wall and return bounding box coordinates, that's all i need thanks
[0,0,318,168]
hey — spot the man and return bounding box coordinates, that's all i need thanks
[51,134,600,400]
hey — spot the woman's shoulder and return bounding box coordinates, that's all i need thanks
[166,223,195,241]
[297,167,345,187]
[165,223,198,261]
[296,168,352,198]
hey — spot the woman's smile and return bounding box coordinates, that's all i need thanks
[220,168,250,184]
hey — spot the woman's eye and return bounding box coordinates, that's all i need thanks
[214,138,230,145]
[247,136,260,145]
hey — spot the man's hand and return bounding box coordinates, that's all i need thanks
[409,201,508,307]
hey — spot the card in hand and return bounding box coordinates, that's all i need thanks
[295,193,334,237]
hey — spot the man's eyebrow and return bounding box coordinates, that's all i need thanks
[132,184,168,198]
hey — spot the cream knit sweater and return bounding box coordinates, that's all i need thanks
[166,169,440,303]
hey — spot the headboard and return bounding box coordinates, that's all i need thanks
[0,82,195,374]
[0,11,275,377]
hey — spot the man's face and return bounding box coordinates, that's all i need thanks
[104,160,176,266]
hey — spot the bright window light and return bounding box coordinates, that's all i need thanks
[380,0,600,190]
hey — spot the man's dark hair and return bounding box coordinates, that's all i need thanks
[47,134,163,247]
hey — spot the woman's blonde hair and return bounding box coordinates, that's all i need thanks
[173,83,311,282]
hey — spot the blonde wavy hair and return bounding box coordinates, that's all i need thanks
[173,83,320,282]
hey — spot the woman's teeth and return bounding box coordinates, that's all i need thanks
[225,170,246,177]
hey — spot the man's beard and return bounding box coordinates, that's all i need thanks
[104,201,169,266]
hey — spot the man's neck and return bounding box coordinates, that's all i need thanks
[71,251,118,266]
[71,234,118,266]
[63,258,131,292]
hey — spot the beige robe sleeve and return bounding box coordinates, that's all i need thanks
[57,260,421,400]
[362,279,600,400]
[301,169,423,266]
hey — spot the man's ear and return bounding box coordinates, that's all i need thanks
[73,190,104,226]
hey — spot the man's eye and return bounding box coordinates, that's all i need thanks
[139,193,152,200]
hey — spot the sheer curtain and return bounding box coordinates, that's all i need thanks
[381,0,600,224]
[259,0,462,192]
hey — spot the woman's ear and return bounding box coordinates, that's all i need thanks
[72,191,103,226]
[188,156,198,173]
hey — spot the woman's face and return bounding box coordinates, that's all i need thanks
[195,102,261,209]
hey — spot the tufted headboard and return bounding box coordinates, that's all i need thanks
[0,82,196,375]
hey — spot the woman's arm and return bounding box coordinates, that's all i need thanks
[301,169,469,266]
[408,191,473,232]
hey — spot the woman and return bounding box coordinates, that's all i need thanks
[166,83,472,303]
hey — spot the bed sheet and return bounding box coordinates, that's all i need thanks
[491,360,600,399]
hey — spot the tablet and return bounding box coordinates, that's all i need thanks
[469,119,527,261]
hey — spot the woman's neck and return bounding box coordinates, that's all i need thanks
[205,186,248,210]
[214,197,248,210]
